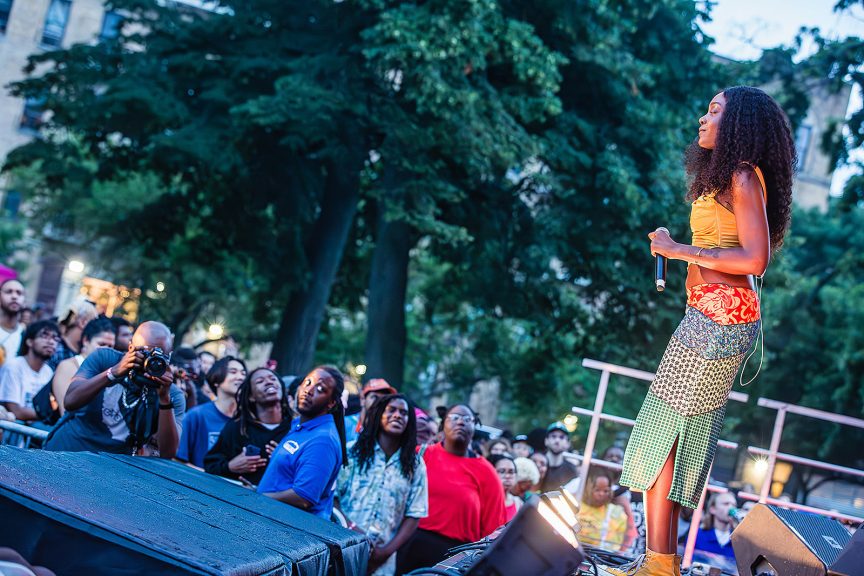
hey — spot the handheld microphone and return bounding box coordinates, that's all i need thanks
[655,227,669,292]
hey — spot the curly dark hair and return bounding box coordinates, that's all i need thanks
[351,393,418,479]
[685,86,796,252]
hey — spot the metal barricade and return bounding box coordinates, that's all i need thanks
[0,420,49,448]
[577,357,864,569]
[576,358,746,567]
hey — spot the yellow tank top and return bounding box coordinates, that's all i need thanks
[690,165,766,249]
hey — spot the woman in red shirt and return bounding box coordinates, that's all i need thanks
[396,404,506,573]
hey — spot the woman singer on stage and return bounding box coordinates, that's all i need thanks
[603,86,796,576]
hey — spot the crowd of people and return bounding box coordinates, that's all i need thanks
[0,277,805,574]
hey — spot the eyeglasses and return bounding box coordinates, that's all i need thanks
[447,413,476,425]
[36,331,61,342]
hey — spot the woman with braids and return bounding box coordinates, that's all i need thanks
[204,367,292,486]
[336,394,428,575]
[258,365,347,519]
[396,404,506,574]
[603,86,795,576]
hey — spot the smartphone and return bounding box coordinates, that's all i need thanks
[245,444,261,457]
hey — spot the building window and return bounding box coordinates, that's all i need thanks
[19,97,45,132]
[0,0,14,33]
[41,0,71,48]
[795,124,812,172]
[99,10,123,41]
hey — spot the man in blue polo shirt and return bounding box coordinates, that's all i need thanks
[258,365,347,519]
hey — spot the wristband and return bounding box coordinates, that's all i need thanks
[159,403,173,410]
[106,368,119,382]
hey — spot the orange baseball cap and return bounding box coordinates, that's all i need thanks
[362,378,397,396]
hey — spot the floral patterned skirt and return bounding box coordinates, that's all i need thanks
[619,284,760,509]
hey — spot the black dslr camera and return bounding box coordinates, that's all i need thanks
[141,347,171,377]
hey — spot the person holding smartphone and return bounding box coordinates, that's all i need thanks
[204,367,292,486]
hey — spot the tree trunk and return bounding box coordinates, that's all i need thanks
[364,192,413,389]
[271,156,362,375]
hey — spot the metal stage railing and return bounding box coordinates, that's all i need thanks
[576,357,864,570]
[0,420,49,448]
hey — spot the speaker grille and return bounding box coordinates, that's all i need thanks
[770,505,851,567]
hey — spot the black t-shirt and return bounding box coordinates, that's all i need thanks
[540,458,580,492]
[204,417,292,486]
[44,348,185,454]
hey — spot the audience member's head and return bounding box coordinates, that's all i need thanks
[583,469,616,508]
[353,393,418,479]
[18,319,60,359]
[486,437,512,458]
[602,445,625,465]
[701,491,738,530]
[236,367,290,435]
[512,456,541,498]
[530,451,549,489]
[130,321,174,353]
[0,279,25,321]
[58,297,98,341]
[297,366,348,463]
[109,316,134,351]
[439,404,480,456]
[79,317,116,355]
[511,434,533,458]
[198,350,216,376]
[415,408,438,445]
[545,421,571,455]
[206,356,247,400]
[489,453,518,495]
[360,378,397,415]
[280,375,302,415]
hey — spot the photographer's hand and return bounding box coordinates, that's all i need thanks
[111,346,146,379]
[149,368,175,404]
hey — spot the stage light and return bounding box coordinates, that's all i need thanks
[543,490,580,531]
[458,493,585,576]
[754,457,769,475]
[68,260,85,273]
[355,364,367,376]
[537,499,580,549]
[156,281,165,292]
[208,323,224,339]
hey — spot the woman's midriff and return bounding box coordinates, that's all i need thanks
[686,262,754,291]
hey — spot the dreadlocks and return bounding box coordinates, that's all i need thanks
[351,393,418,479]
[235,367,291,437]
[316,365,348,466]
[685,85,796,252]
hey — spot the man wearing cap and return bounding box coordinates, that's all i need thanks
[511,434,533,458]
[344,378,397,444]
[539,422,580,493]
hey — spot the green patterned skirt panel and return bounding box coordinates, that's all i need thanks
[619,284,760,509]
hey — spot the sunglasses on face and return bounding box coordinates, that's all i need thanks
[447,413,475,425]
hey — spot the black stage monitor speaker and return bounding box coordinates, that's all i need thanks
[731,504,861,576]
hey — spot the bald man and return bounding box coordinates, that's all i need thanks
[45,321,185,457]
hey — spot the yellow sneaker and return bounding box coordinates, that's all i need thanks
[598,549,681,576]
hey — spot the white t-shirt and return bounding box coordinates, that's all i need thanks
[0,323,24,362]
[0,355,53,409]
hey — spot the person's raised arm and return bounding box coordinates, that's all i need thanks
[154,370,181,459]
[51,359,78,416]
[650,167,770,276]
[64,347,143,412]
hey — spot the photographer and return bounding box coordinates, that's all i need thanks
[44,321,185,458]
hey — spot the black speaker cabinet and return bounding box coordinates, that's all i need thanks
[731,504,861,576]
